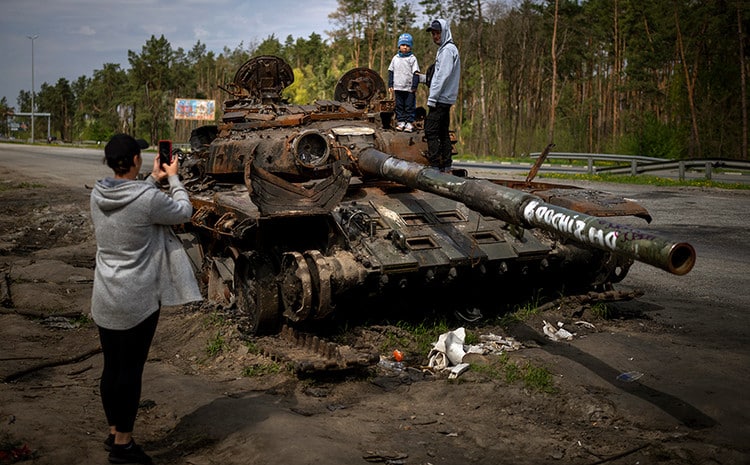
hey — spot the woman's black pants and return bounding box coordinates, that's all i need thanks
[97,310,159,433]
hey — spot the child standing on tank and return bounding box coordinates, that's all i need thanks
[388,33,420,132]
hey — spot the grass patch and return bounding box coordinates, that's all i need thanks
[378,319,451,355]
[498,298,542,327]
[245,340,262,355]
[522,363,556,393]
[205,331,226,357]
[241,362,282,377]
[471,353,556,394]
[0,181,46,192]
[71,313,93,326]
[202,311,227,328]
[590,302,611,319]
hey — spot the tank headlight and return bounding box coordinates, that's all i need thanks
[293,130,330,168]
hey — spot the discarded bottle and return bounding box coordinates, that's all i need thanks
[378,359,404,372]
[616,371,644,382]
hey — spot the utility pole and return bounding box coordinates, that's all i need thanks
[27,34,38,144]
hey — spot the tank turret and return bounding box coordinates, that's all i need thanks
[179,56,695,335]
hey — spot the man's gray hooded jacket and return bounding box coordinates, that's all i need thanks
[428,18,461,107]
[90,175,201,330]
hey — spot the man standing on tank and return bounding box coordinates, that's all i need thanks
[423,18,461,172]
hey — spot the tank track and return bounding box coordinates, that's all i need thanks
[255,325,380,375]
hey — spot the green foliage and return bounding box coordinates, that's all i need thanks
[241,362,282,377]
[205,331,226,357]
[245,341,261,355]
[0,181,45,192]
[590,302,611,319]
[254,35,285,58]
[499,296,543,327]
[11,0,748,159]
[471,353,557,394]
[203,311,227,327]
[72,313,93,326]
[464,331,479,345]
[521,363,556,393]
[621,113,686,159]
[285,68,312,104]
[379,319,451,356]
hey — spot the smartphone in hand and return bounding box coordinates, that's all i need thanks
[158,140,173,165]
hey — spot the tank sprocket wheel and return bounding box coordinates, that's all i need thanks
[234,252,281,335]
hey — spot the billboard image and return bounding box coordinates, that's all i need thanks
[174,99,215,120]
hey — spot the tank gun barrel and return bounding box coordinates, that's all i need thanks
[358,148,696,276]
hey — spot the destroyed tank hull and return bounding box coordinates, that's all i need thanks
[178,56,695,335]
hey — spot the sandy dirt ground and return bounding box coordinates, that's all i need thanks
[1,146,749,465]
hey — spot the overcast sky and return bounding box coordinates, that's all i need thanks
[0,0,345,106]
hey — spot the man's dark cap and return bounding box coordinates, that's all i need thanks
[104,134,149,171]
[427,20,442,32]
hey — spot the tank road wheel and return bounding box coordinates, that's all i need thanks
[234,252,281,335]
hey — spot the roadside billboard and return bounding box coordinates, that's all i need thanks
[174,99,215,121]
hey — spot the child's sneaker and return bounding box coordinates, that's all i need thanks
[108,440,153,465]
[396,121,406,131]
[404,122,414,132]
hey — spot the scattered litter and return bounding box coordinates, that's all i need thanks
[138,399,156,410]
[363,450,408,463]
[0,443,34,462]
[455,307,483,322]
[427,328,522,379]
[392,349,404,362]
[543,320,574,341]
[427,327,467,370]
[448,363,470,379]
[473,333,522,354]
[378,358,404,372]
[41,316,79,330]
[616,371,644,382]
[573,320,596,330]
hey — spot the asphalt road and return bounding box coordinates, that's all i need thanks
[2,142,749,453]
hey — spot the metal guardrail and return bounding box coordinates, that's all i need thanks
[529,152,750,181]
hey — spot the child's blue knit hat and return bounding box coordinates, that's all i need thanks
[398,33,413,47]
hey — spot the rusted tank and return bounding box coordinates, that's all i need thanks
[178,55,695,335]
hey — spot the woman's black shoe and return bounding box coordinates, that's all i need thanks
[108,440,153,465]
[103,433,115,451]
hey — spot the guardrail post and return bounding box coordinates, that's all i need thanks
[631,159,637,176]
[705,162,712,181]
[679,161,685,181]
[587,157,593,174]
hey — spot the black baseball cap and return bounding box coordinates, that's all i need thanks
[104,134,149,173]
[426,20,442,32]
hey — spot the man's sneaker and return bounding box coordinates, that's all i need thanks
[396,121,406,131]
[108,440,153,465]
[404,122,414,132]
[104,433,115,451]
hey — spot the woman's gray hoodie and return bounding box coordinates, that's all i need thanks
[90,174,202,330]
[428,18,461,107]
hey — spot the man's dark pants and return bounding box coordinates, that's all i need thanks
[424,103,453,169]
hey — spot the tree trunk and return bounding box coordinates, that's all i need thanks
[476,0,489,156]
[738,4,748,159]
[548,0,559,144]
[674,5,701,157]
